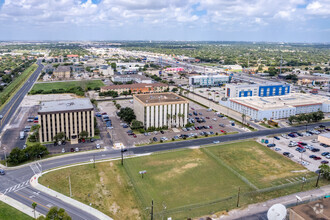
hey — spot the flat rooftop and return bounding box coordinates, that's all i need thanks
[38,98,93,113]
[190,74,229,78]
[230,93,330,111]
[290,197,330,220]
[134,92,187,105]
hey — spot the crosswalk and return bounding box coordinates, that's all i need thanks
[30,162,42,175]
[1,180,30,195]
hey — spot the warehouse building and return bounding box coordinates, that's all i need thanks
[189,75,229,87]
[100,83,168,94]
[225,83,290,98]
[220,93,330,121]
[38,99,94,144]
[133,92,189,129]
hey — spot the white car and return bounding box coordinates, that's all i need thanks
[326,155,330,159]
[61,148,65,153]
[75,147,79,152]
[213,141,220,144]
[96,144,101,149]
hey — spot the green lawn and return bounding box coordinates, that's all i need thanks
[207,141,316,188]
[0,201,33,220]
[39,141,328,219]
[30,80,104,93]
[0,63,38,108]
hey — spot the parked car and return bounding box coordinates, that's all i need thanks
[153,137,158,142]
[61,148,65,153]
[274,148,281,151]
[70,148,74,152]
[309,155,316,158]
[274,136,280,140]
[96,144,101,149]
[313,156,322,160]
[321,152,329,156]
[321,160,329,164]
[0,169,5,175]
[312,148,320,152]
[267,144,276,147]
[75,147,79,152]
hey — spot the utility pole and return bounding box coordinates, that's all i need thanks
[236,187,240,207]
[93,155,95,168]
[68,175,72,197]
[121,148,127,165]
[150,200,154,220]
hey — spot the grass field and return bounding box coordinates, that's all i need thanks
[206,141,316,188]
[0,64,38,108]
[30,80,104,93]
[39,141,328,219]
[0,201,33,220]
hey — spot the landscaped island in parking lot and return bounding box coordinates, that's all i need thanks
[39,140,328,219]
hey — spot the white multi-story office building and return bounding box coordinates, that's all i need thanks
[220,93,330,121]
[189,75,229,87]
[38,99,94,144]
[133,93,189,129]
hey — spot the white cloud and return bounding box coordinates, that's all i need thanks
[306,1,330,16]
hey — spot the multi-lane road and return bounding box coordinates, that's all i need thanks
[0,60,43,134]
[1,121,330,219]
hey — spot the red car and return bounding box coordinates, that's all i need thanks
[101,112,107,115]
[133,134,137,138]
[206,117,210,119]
[321,160,329,164]
[314,156,322,160]
[209,126,213,129]
[33,120,38,123]
[81,138,85,143]
[195,127,199,130]
[220,130,225,133]
[191,107,195,110]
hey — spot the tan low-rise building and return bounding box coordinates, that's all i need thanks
[133,92,189,129]
[100,83,168,94]
[38,98,94,144]
[53,66,71,79]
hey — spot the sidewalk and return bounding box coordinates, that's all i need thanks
[0,193,44,219]
[218,185,330,219]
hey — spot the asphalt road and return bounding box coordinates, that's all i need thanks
[1,121,330,219]
[0,60,43,135]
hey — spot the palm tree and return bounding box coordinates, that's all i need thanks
[178,113,184,127]
[241,113,246,124]
[32,202,37,219]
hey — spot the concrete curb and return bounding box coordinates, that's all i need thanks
[31,173,113,220]
[0,148,105,170]
[0,193,44,219]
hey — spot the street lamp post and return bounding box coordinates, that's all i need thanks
[68,175,72,197]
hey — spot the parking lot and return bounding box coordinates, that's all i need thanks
[97,99,242,148]
[259,126,330,172]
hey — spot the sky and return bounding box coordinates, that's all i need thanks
[0,0,329,42]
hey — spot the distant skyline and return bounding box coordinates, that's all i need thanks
[0,0,329,43]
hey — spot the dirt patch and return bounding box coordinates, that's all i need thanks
[116,174,122,186]
[158,162,199,180]
[109,162,113,167]
[109,202,120,215]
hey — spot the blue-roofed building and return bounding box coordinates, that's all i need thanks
[225,83,290,98]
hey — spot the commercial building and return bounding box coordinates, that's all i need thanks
[53,66,71,79]
[100,83,168,94]
[225,83,291,98]
[189,75,230,87]
[220,93,330,121]
[318,133,330,145]
[38,99,94,144]
[111,74,153,84]
[133,92,189,129]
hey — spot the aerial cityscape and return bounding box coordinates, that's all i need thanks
[0,1,329,220]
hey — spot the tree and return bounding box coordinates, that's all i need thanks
[37,206,72,220]
[32,202,37,219]
[167,114,171,128]
[79,130,88,139]
[314,66,322,71]
[118,107,136,124]
[319,164,330,180]
[171,87,178,92]
[31,124,40,141]
[110,63,116,71]
[241,113,246,124]
[53,132,66,142]
[8,148,25,165]
[288,115,296,125]
[131,120,144,130]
